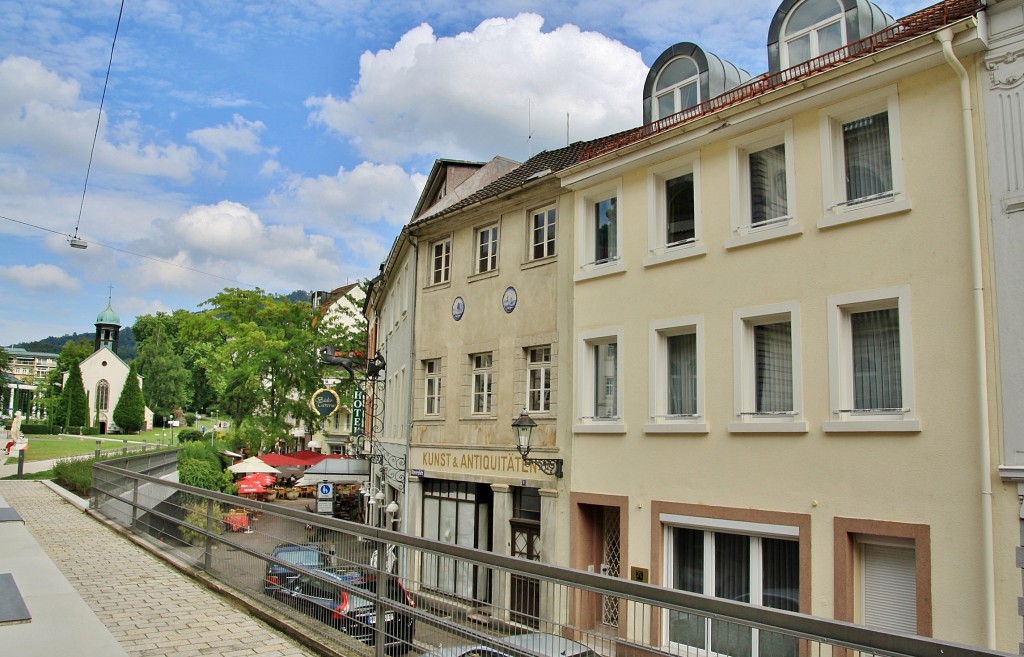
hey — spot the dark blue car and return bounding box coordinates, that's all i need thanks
[263,544,325,595]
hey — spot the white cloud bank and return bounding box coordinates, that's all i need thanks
[307,14,648,163]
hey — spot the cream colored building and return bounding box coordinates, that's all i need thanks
[558,0,1015,651]
[402,151,584,622]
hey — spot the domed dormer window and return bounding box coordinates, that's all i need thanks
[643,42,751,126]
[783,0,844,67]
[767,0,895,74]
[654,57,700,120]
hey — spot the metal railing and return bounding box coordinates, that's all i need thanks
[92,458,1008,657]
[579,0,985,162]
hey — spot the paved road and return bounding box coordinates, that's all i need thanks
[0,480,320,657]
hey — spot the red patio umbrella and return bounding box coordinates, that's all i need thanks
[239,472,276,485]
[236,479,267,495]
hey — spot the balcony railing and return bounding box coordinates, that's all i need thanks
[579,0,984,163]
[91,457,1008,657]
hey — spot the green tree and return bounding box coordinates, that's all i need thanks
[134,315,190,413]
[113,361,146,433]
[195,288,333,439]
[61,362,89,429]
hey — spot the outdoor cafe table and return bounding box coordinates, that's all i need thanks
[224,511,249,532]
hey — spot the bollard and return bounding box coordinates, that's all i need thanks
[122,439,127,455]
[95,440,101,459]
[16,450,24,480]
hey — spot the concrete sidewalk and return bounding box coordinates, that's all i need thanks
[0,481,318,657]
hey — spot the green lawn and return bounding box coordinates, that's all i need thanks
[10,433,177,462]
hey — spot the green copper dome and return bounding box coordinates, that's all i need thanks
[96,303,120,326]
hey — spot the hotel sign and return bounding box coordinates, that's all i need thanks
[351,388,365,436]
[309,389,340,418]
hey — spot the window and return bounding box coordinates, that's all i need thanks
[527,346,551,413]
[647,318,705,433]
[825,287,917,432]
[531,207,556,260]
[731,303,805,433]
[664,517,800,657]
[728,126,800,248]
[472,353,493,415]
[97,380,109,411]
[475,224,499,274]
[424,359,441,416]
[834,517,931,636]
[576,181,624,279]
[576,329,624,433]
[782,0,844,68]
[654,56,700,119]
[647,158,705,266]
[594,198,617,263]
[430,238,451,285]
[819,88,908,228]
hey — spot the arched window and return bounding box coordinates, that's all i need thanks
[782,0,844,67]
[654,57,700,119]
[97,380,109,411]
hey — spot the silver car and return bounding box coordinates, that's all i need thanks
[421,632,601,657]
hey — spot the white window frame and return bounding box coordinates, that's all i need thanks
[646,317,706,434]
[471,352,494,416]
[575,180,625,281]
[646,156,707,267]
[474,223,499,274]
[661,514,801,655]
[819,86,910,228]
[530,205,557,261]
[824,286,918,432]
[727,123,801,249]
[575,327,625,434]
[781,0,846,69]
[730,302,806,433]
[653,56,701,120]
[526,345,552,414]
[424,359,441,416]
[429,237,452,286]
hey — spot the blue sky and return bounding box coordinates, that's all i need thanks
[0,0,933,346]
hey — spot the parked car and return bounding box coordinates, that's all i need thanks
[274,567,416,653]
[419,632,601,657]
[263,544,326,595]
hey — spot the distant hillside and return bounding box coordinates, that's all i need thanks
[14,327,137,361]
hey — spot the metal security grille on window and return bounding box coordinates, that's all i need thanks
[602,506,621,627]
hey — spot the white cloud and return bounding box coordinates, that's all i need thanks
[307,14,648,163]
[0,55,202,183]
[188,114,268,161]
[272,162,422,228]
[0,263,81,292]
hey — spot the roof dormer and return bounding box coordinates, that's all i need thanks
[767,0,894,73]
[643,42,752,125]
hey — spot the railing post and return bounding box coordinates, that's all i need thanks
[204,498,214,572]
[130,478,139,530]
[374,534,386,657]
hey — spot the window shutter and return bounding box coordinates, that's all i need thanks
[862,544,916,633]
